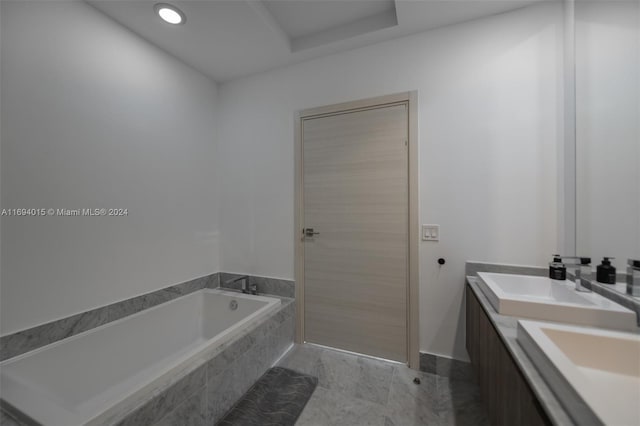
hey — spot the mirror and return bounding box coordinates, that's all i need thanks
[574,0,639,291]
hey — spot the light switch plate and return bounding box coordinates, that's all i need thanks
[422,224,440,241]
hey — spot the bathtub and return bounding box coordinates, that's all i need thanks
[0,289,281,425]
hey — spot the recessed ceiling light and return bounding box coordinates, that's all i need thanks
[155,3,185,25]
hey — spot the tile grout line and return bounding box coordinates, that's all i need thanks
[384,365,397,408]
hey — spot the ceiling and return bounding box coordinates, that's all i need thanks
[89,0,545,83]
[263,0,396,40]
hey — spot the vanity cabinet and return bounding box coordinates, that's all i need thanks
[466,285,551,426]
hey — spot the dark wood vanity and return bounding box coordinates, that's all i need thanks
[466,284,551,426]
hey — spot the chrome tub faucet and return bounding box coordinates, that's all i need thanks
[224,275,257,295]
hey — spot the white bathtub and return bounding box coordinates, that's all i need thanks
[0,289,281,426]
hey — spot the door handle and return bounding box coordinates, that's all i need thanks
[304,228,320,237]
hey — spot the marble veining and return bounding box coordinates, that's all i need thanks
[0,273,219,361]
[207,299,296,424]
[465,261,547,279]
[107,274,219,322]
[419,353,473,382]
[2,289,293,426]
[116,364,207,426]
[217,367,318,426]
[438,376,491,426]
[104,297,295,426]
[220,272,295,298]
[0,306,110,361]
[280,344,488,426]
[0,409,21,426]
[155,389,207,426]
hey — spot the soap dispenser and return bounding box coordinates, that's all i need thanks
[596,257,616,284]
[549,255,566,280]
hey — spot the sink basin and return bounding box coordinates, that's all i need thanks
[477,272,637,331]
[518,320,640,425]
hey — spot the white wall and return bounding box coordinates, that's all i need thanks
[0,1,220,335]
[218,2,563,360]
[575,1,640,270]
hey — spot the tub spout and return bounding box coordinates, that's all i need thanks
[224,275,251,294]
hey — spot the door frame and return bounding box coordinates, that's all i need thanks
[294,91,420,369]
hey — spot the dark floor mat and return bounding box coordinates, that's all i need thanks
[216,367,318,426]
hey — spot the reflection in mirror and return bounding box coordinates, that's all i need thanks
[575,0,639,291]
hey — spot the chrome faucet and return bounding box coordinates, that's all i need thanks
[562,256,592,293]
[224,275,255,294]
[626,259,640,297]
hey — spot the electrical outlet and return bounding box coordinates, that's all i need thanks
[422,224,439,241]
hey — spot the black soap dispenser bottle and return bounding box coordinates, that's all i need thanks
[596,257,616,284]
[549,255,566,280]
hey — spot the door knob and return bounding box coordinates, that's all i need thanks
[304,228,319,237]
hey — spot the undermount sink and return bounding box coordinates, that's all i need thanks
[477,272,637,331]
[518,320,640,425]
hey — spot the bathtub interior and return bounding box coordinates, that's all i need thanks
[0,289,280,425]
[202,291,275,339]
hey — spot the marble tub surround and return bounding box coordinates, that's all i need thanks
[207,298,295,424]
[279,344,488,425]
[104,296,295,426]
[220,272,295,298]
[466,276,575,425]
[114,362,207,426]
[1,270,295,362]
[0,273,220,362]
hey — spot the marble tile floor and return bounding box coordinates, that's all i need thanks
[277,344,489,426]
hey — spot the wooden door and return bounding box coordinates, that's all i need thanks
[302,103,408,362]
